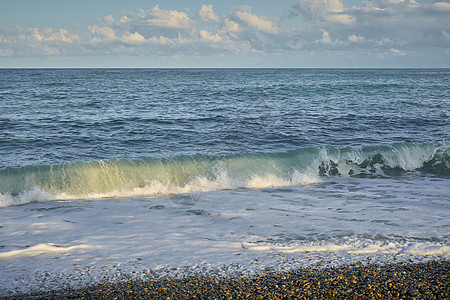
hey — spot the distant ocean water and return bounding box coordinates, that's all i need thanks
[0,69,449,294]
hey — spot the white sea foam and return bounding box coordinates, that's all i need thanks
[0,169,321,206]
[246,170,321,189]
[0,187,54,207]
[0,243,95,259]
[382,144,436,171]
[242,240,450,256]
[0,175,448,296]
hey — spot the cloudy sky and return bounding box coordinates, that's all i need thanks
[1,0,449,67]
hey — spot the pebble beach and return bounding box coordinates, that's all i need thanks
[5,260,449,299]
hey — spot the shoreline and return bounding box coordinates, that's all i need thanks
[4,260,449,299]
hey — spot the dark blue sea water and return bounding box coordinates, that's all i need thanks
[0,69,449,294]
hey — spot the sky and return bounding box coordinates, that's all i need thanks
[0,0,449,68]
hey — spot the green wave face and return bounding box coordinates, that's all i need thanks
[0,143,448,203]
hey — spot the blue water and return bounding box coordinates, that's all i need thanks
[0,69,449,294]
[0,69,449,202]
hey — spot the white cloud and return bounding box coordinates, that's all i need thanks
[292,0,354,23]
[29,28,77,43]
[234,11,279,34]
[143,5,193,29]
[219,19,240,38]
[89,26,115,40]
[147,36,175,45]
[299,0,344,18]
[199,30,222,42]
[52,29,74,42]
[0,26,80,57]
[329,14,354,24]
[119,16,129,23]
[0,1,448,66]
[432,2,450,12]
[390,48,406,56]
[348,34,365,43]
[199,5,220,23]
[104,15,115,25]
[121,32,146,44]
[224,19,239,33]
[319,30,332,44]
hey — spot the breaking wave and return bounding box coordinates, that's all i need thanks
[1,143,448,206]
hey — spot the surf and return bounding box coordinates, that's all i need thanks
[0,143,448,206]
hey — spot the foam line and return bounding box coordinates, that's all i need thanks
[0,243,95,259]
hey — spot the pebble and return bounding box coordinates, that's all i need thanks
[3,260,449,299]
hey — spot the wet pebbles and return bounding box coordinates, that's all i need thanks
[5,260,449,299]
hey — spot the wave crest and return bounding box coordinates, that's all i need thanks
[0,143,448,206]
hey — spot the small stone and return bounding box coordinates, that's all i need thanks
[408,290,420,296]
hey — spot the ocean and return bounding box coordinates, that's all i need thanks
[0,68,449,294]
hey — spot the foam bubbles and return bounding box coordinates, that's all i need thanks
[242,239,450,257]
[383,143,436,171]
[0,187,54,207]
[0,243,94,259]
